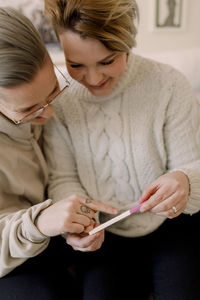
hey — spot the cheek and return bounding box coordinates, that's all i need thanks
[67,66,82,82]
[44,105,53,119]
[108,60,127,78]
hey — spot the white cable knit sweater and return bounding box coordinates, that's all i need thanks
[44,52,200,237]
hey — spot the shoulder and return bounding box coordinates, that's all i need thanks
[134,54,188,85]
[131,54,196,102]
[124,53,199,119]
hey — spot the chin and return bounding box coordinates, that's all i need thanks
[88,87,112,97]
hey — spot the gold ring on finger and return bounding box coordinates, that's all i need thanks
[172,206,177,214]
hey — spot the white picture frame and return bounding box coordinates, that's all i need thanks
[149,0,187,32]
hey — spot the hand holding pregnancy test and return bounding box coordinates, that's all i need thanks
[89,203,142,235]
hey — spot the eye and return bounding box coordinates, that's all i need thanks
[101,59,115,66]
[69,64,82,69]
[20,105,39,114]
[22,107,33,113]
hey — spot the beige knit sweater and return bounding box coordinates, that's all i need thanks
[44,53,200,238]
[0,116,52,277]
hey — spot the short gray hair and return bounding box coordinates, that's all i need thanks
[0,7,47,87]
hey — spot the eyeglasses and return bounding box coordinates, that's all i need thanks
[12,65,69,125]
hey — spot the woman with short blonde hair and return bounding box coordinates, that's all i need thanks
[45,0,138,52]
[44,1,200,299]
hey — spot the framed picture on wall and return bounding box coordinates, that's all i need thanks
[0,0,65,64]
[0,0,59,46]
[150,0,187,32]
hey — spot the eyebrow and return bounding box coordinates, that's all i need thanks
[67,53,117,64]
[16,83,58,113]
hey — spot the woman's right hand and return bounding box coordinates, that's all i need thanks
[36,194,118,237]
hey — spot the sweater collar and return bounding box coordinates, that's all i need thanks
[0,113,42,140]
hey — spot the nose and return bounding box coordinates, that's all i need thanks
[40,105,53,120]
[84,68,103,86]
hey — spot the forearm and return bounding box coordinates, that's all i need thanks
[0,200,51,277]
[48,178,88,202]
[44,112,89,201]
[164,72,200,214]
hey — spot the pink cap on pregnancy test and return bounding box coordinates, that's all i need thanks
[89,203,142,235]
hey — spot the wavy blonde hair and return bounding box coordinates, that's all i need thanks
[0,7,47,87]
[44,0,139,52]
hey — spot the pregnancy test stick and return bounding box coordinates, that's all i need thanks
[89,203,142,235]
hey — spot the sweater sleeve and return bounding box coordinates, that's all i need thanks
[164,69,200,214]
[43,106,89,201]
[0,199,52,278]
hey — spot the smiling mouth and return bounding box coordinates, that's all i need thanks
[89,79,109,89]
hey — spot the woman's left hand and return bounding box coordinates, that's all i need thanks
[66,223,105,252]
[139,171,189,218]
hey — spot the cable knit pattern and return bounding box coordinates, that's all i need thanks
[85,98,135,206]
[44,52,200,237]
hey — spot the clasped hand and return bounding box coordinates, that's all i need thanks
[67,171,189,251]
[37,171,189,252]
